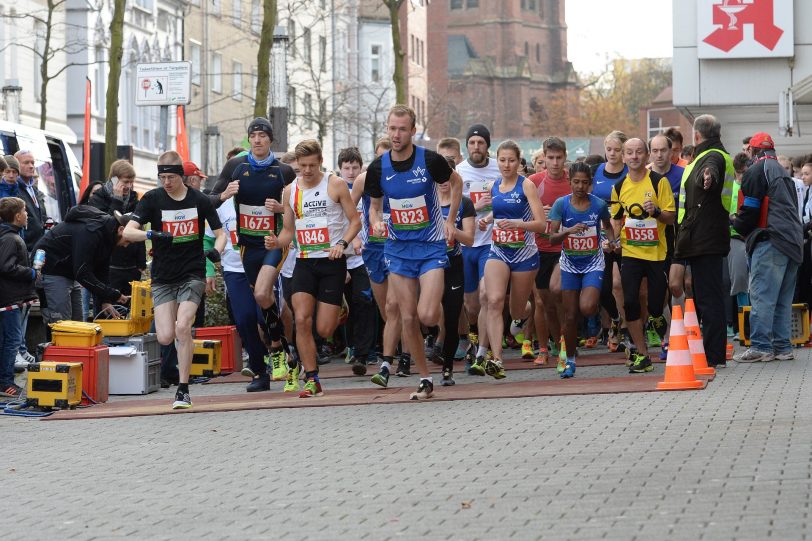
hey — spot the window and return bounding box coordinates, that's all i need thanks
[190,42,201,85]
[521,0,526,8]
[288,20,296,58]
[232,0,241,27]
[251,0,260,34]
[211,52,222,93]
[94,46,106,114]
[319,35,326,73]
[303,28,312,65]
[211,0,221,16]
[410,34,414,61]
[304,92,312,129]
[528,0,536,9]
[134,0,153,9]
[190,127,203,164]
[450,0,462,8]
[466,0,478,6]
[524,41,528,56]
[289,86,297,116]
[370,44,381,82]
[536,43,540,63]
[232,61,242,100]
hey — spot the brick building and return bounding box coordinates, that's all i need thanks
[427,0,577,141]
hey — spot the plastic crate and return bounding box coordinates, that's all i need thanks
[49,321,103,347]
[42,344,109,404]
[104,334,160,362]
[26,362,82,409]
[191,339,221,377]
[108,346,160,395]
[193,326,241,374]
[737,303,810,346]
[95,318,140,338]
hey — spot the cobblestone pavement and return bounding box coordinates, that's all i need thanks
[4,345,811,540]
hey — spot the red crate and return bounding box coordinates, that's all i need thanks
[193,326,241,374]
[42,344,109,404]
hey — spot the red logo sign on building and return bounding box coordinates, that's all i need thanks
[697,0,793,59]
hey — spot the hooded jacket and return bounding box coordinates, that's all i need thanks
[34,205,123,303]
[0,223,37,308]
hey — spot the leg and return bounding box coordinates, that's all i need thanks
[688,255,726,365]
[417,268,445,327]
[175,300,199,384]
[293,292,318,372]
[747,242,783,354]
[389,274,426,376]
[0,310,22,390]
[620,257,648,356]
[348,266,377,358]
[441,256,465,374]
[561,288,580,360]
[773,258,800,355]
[483,259,510,361]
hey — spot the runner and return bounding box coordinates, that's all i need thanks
[211,118,296,391]
[528,137,572,365]
[264,139,361,398]
[124,151,227,409]
[364,104,462,400]
[548,162,616,378]
[609,138,675,373]
[592,130,628,352]
[455,124,501,371]
[476,140,545,378]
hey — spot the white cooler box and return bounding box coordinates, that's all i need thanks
[109,346,160,395]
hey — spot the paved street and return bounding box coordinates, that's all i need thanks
[4,347,812,540]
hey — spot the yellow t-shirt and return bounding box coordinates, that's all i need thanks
[610,172,675,262]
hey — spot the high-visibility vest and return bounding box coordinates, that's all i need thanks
[677,147,735,225]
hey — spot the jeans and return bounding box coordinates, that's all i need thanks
[748,240,800,354]
[0,309,23,387]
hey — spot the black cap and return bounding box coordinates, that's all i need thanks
[248,117,273,139]
[466,124,491,148]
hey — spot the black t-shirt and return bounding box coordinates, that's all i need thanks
[364,146,453,198]
[132,187,222,284]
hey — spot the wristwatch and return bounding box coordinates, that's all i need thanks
[336,239,349,248]
[652,207,662,218]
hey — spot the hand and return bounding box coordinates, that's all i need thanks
[478,216,492,231]
[473,194,492,212]
[495,218,515,230]
[703,167,714,190]
[352,237,362,255]
[264,198,283,213]
[220,180,239,201]
[151,231,173,245]
[444,219,456,241]
[112,179,125,198]
[117,294,130,304]
[543,205,552,214]
[568,223,587,235]
[328,244,345,260]
[643,199,657,216]
[205,248,221,263]
[101,303,122,320]
[205,276,216,294]
[371,221,386,238]
[264,233,279,250]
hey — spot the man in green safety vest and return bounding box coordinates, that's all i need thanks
[674,114,735,368]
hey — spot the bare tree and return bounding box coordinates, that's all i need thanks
[104,0,126,174]
[254,0,278,118]
[381,0,406,104]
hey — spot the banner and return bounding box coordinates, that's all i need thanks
[176,105,190,162]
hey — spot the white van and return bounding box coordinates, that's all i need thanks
[0,120,83,221]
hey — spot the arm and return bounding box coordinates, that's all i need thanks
[503,178,546,234]
[203,234,216,278]
[123,220,148,243]
[72,237,124,304]
[457,214,475,247]
[733,166,767,237]
[265,185,295,250]
[369,196,384,237]
[329,176,362,260]
[0,239,36,282]
[350,172,366,207]
[644,178,676,225]
[443,171,463,240]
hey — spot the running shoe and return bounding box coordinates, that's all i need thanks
[560,360,576,379]
[344,346,355,364]
[534,348,549,366]
[585,336,598,349]
[774,351,795,361]
[299,378,323,398]
[625,346,638,366]
[628,353,653,373]
[371,366,390,387]
[659,342,669,361]
[578,337,586,347]
[521,340,534,359]
[510,318,527,336]
[505,335,519,349]
[645,317,662,348]
[246,373,271,392]
[464,341,476,366]
[270,349,289,381]
[409,379,434,400]
[441,368,455,386]
[172,390,192,409]
[454,339,469,360]
[0,383,23,398]
[486,350,494,361]
[284,363,301,392]
[549,340,560,358]
[396,357,411,377]
[727,325,735,337]
[485,359,506,379]
[608,318,621,349]
[734,349,774,363]
[351,357,367,376]
[240,366,255,378]
[468,355,486,376]
[468,332,479,347]
[556,357,566,374]
[429,344,444,365]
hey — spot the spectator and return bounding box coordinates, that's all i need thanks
[79,181,104,205]
[0,197,37,398]
[663,127,688,167]
[88,160,146,297]
[14,150,48,253]
[729,153,751,330]
[733,133,803,362]
[674,114,733,368]
[0,155,15,199]
[681,144,695,164]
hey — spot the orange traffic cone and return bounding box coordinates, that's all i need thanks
[684,299,715,376]
[657,305,703,390]
[726,343,733,360]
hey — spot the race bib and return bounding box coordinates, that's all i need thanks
[238,204,275,236]
[624,217,659,247]
[492,226,523,248]
[295,217,330,253]
[390,196,429,230]
[161,208,199,243]
[228,227,238,247]
[468,181,492,212]
[563,225,599,256]
[369,212,390,243]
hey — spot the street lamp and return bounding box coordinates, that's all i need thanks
[270,25,289,153]
[2,80,23,123]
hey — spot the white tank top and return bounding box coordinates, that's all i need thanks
[290,172,350,259]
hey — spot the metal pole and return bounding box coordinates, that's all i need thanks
[270,26,289,153]
[159,105,169,152]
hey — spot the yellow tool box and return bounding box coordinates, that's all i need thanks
[26,362,83,409]
[49,321,103,347]
[191,339,221,377]
[738,303,810,346]
[95,318,141,337]
[129,280,154,321]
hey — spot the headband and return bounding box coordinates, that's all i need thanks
[158,164,185,176]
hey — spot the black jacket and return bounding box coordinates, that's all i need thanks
[0,224,37,308]
[16,178,48,253]
[674,138,731,259]
[34,205,122,303]
[88,184,147,271]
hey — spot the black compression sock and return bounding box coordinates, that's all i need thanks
[178,383,189,393]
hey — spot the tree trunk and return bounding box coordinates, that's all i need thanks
[104,0,126,175]
[254,0,277,119]
[39,0,56,129]
[385,0,406,105]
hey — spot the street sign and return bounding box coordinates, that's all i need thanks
[135,62,192,106]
